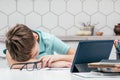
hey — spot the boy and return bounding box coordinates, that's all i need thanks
[5,24,75,68]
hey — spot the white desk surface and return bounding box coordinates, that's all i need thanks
[0,58,120,80]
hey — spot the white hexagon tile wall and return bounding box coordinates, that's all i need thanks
[0,0,120,36]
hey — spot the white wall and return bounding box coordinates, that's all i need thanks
[0,0,119,59]
[0,0,120,36]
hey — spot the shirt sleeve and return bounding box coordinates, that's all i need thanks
[52,36,70,55]
[3,49,6,54]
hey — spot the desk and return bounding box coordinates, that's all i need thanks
[0,58,80,80]
[0,68,120,80]
[0,58,120,80]
[0,68,79,80]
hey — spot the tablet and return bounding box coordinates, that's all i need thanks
[71,40,114,73]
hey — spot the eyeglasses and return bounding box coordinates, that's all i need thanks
[10,61,42,71]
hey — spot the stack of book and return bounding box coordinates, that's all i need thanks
[114,40,120,59]
[88,59,120,72]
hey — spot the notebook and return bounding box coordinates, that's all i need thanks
[71,40,114,73]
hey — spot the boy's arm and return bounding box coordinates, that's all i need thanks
[49,61,72,68]
[40,48,76,68]
[66,48,76,62]
[52,36,76,62]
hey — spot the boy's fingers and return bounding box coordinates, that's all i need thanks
[39,56,44,62]
[42,59,47,68]
[48,59,53,67]
[42,57,50,68]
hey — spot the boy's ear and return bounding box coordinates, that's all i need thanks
[33,32,38,41]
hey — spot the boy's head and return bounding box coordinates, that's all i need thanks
[6,24,36,62]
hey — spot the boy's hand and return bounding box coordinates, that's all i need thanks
[39,55,64,68]
[49,61,72,68]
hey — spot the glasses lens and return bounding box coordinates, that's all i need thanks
[26,63,34,71]
[10,64,25,69]
[36,62,42,70]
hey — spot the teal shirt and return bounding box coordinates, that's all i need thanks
[34,30,70,59]
[4,30,70,59]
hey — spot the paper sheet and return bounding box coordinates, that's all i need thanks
[73,72,120,78]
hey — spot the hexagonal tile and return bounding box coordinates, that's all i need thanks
[99,27,114,35]
[67,0,82,15]
[0,26,8,35]
[51,0,65,15]
[112,0,118,2]
[96,0,102,2]
[51,27,66,36]
[35,26,50,33]
[75,12,90,27]
[43,12,57,29]
[9,12,24,26]
[34,0,49,15]
[91,12,106,30]
[0,12,7,28]
[99,0,114,15]
[59,12,74,29]
[48,0,53,1]
[107,12,120,28]
[115,0,120,14]
[17,0,33,15]
[64,0,70,2]
[80,0,85,2]
[0,0,16,15]
[67,27,79,36]
[26,12,41,29]
[83,0,98,15]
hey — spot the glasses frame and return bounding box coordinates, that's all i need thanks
[10,61,42,71]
